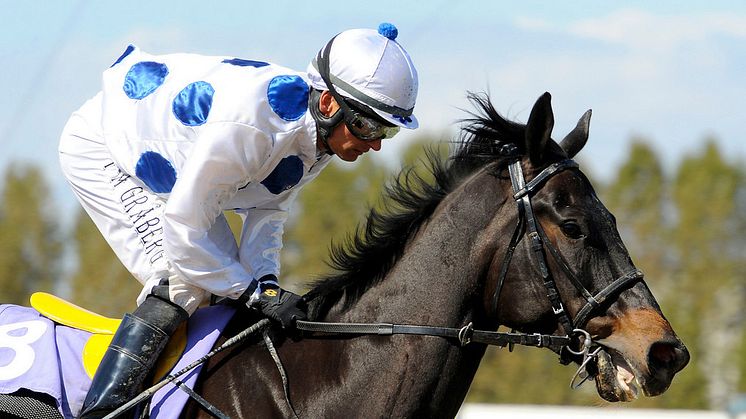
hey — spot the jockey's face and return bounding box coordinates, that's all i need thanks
[317,91,383,162]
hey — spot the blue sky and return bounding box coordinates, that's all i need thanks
[2,1,745,219]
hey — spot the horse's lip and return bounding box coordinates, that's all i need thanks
[591,347,642,402]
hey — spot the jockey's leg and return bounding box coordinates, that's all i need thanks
[59,92,170,286]
[79,286,189,418]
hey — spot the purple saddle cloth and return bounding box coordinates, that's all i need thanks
[0,303,236,418]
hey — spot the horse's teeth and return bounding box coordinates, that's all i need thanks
[616,365,639,398]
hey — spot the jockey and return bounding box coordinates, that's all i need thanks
[58,23,418,418]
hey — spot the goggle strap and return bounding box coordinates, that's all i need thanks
[317,39,353,121]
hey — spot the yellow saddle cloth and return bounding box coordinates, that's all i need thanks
[29,292,187,382]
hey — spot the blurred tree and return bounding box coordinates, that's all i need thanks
[281,157,388,292]
[671,140,745,409]
[737,173,746,396]
[68,208,140,317]
[602,140,708,409]
[604,140,668,283]
[400,136,450,172]
[0,164,62,305]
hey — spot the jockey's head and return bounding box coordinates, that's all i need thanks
[308,23,419,160]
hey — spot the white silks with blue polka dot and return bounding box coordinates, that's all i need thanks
[60,45,332,308]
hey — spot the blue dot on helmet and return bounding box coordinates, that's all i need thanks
[123,61,169,100]
[378,22,398,40]
[267,75,309,121]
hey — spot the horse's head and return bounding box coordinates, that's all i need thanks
[472,92,689,402]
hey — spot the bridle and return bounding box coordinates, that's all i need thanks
[492,145,644,364]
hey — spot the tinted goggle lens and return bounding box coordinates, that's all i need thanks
[339,99,400,141]
[345,113,400,141]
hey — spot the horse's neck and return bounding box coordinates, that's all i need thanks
[204,175,506,418]
[321,179,500,415]
[334,191,493,323]
[358,173,504,321]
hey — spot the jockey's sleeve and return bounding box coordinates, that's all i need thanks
[233,188,299,290]
[163,121,272,298]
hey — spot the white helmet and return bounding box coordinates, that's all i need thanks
[307,23,419,129]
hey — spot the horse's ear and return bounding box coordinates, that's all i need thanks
[525,92,554,165]
[560,109,592,158]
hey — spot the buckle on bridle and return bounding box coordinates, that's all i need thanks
[458,322,474,346]
[552,303,565,315]
[532,332,545,348]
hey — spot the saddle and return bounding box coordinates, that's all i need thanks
[29,292,187,382]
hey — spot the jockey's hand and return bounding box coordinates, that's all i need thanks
[251,284,307,329]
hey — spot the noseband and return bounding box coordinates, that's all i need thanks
[492,148,644,363]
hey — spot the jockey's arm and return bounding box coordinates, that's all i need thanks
[233,187,298,298]
[163,122,272,300]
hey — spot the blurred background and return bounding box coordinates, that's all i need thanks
[1,0,745,414]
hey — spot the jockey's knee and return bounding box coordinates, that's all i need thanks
[138,274,207,316]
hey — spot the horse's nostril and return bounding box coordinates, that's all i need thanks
[650,342,675,364]
[649,340,690,374]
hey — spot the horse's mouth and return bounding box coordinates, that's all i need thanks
[590,348,642,402]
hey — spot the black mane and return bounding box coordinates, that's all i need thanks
[305,93,530,319]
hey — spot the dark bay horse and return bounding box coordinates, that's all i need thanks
[184,92,689,418]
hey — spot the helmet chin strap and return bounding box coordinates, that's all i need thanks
[309,88,343,156]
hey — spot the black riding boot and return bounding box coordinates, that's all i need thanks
[79,294,188,418]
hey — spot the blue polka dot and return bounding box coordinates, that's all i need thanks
[136,151,177,193]
[261,156,304,194]
[267,75,309,121]
[172,81,214,126]
[123,61,169,100]
[111,45,135,68]
[222,58,270,68]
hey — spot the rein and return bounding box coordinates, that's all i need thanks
[295,320,572,351]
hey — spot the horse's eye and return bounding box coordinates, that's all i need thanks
[560,221,584,239]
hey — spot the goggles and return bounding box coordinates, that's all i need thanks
[337,98,400,141]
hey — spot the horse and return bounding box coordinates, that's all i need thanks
[179,92,689,418]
